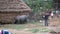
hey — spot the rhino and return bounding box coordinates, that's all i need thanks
[14,15,29,24]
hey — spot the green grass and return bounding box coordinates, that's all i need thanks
[27,28,50,33]
[0,21,50,33]
[28,28,39,33]
[29,21,44,27]
[39,28,50,33]
[0,24,25,30]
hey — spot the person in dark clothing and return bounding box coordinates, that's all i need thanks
[44,13,49,26]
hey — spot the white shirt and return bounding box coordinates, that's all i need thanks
[51,12,54,16]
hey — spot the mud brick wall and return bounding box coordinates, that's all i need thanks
[0,11,29,23]
[0,0,31,23]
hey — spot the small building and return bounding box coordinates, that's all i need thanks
[54,0,60,9]
[0,0,31,23]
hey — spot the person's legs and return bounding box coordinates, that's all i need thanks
[45,19,48,26]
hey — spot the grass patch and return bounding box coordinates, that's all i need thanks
[30,21,40,24]
[39,29,50,33]
[0,21,50,33]
[0,24,25,30]
[39,28,50,33]
[29,21,44,27]
[28,28,39,33]
[28,28,50,33]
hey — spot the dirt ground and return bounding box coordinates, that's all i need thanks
[0,16,60,34]
[49,16,60,27]
[0,24,51,34]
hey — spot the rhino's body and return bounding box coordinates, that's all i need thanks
[14,15,28,24]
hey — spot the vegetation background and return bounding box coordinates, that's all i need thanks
[23,0,54,21]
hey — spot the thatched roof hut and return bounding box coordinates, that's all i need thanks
[0,0,31,23]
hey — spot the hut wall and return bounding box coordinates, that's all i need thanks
[0,11,29,23]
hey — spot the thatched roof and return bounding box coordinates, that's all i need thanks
[0,0,31,12]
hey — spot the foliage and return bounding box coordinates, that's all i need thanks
[23,0,54,20]
[23,0,53,12]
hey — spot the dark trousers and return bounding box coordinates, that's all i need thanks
[45,19,48,26]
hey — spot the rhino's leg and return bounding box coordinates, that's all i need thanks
[20,18,27,24]
[14,19,18,24]
[19,19,23,24]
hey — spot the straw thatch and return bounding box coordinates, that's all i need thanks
[0,0,31,23]
[0,0,31,12]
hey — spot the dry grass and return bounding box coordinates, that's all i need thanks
[0,21,50,34]
[0,16,60,34]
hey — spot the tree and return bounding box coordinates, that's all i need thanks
[23,0,54,20]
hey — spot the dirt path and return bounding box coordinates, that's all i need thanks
[49,16,60,27]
